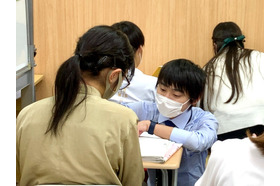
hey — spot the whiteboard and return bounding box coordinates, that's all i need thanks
[16,0,29,72]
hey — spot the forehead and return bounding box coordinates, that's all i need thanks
[158,83,185,94]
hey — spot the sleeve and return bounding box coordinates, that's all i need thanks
[194,141,224,186]
[170,111,218,152]
[16,130,21,183]
[256,51,264,79]
[125,101,159,122]
[16,112,24,184]
[120,121,145,186]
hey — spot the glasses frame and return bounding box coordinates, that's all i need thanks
[119,72,131,90]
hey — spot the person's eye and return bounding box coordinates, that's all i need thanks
[160,88,166,92]
[172,93,179,97]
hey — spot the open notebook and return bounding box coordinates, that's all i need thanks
[139,132,183,163]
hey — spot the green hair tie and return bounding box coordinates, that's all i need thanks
[218,35,245,53]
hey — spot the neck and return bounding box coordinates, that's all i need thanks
[81,70,108,96]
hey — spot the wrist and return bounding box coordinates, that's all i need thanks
[148,120,157,135]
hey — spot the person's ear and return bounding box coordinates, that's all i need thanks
[138,45,143,56]
[190,98,199,106]
[213,42,218,54]
[108,68,122,84]
[135,46,143,67]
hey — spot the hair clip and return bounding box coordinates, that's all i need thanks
[218,35,245,53]
[97,56,108,65]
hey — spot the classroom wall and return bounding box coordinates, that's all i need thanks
[33,0,264,100]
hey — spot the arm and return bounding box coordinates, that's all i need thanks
[170,111,218,151]
[16,115,22,185]
[138,120,173,138]
[138,111,218,152]
[124,101,159,121]
[121,122,144,186]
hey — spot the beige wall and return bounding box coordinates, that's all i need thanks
[33,0,264,100]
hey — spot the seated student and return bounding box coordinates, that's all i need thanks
[200,21,264,140]
[195,132,264,186]
[16,25,144,186]
[126,59,218,186]
[110,21,157,104]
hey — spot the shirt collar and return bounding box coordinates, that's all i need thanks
[158,108,192,129]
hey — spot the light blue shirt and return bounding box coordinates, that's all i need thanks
[126,101,218,186]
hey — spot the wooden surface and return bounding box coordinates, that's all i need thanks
[143,147,183,169]
[33,0,264,100]
[16,74,44,116]
[34,74,44,86]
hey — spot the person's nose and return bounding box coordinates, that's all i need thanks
[164,91,173,100]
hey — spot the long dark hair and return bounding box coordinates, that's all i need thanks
[201,22,253,110]
[46,25,134,136]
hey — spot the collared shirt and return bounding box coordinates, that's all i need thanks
[17,85,144,186]
[126,101,218,186]
[110,68,157,104]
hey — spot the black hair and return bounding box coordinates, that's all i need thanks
[46,25,134,136]
[201,22,253,110]
[156,59,206,104]
[111,21,145,51]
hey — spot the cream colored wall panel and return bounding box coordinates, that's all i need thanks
[33,0,263,100]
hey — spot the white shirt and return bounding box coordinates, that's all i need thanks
[195,138,264,186]
[203,50,264,134]
[110,68,157,104]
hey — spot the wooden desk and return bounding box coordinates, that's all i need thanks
[34,74,44,86]
[143,147,183,186]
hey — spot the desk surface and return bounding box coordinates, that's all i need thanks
[143,147,183,169]
[34,74,44,85]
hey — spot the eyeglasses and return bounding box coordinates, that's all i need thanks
[119,72,131,90]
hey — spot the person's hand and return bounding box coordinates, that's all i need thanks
[137,120,151,136]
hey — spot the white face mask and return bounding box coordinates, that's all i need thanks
[139,53,142,64]
[155,93,190,118]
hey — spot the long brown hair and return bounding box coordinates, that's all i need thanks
[247,131,264,155]
[201,22,253,111]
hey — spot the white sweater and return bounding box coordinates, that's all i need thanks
[203,50,264,134]
[195,138,264,186]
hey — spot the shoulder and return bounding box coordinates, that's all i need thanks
[250,50,263,56]
[205,138,263,186]
[17,97,53,117]
[102,100,139,125]
[211,138,254,158]
[206,139,243,168]
[17,97,54,130]
[192,107,217,120]
[134,69,157,81]
[191,107,218,128]
[250,50,264,63]
[211,137,263,164]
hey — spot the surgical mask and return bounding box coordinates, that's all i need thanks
[102,71,123,99]
[139,53,142,64]
[155,93,190,118]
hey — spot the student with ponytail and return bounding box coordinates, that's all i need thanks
[16,25,144,186]
[200,22,264,140]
